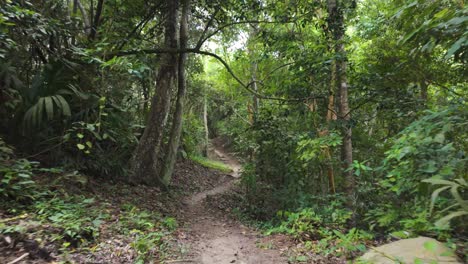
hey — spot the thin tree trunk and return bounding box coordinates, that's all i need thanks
[325,60,337,194]
[130,0,179,186]
[328,0,354,210]
[251,61,259,120]
[203,94,209,156]
[249,25,260,122]
[89,0,104,40]
[420,80,428,106]
[75,0,91,35]
[159,0,190,186]
[338,51,353,199]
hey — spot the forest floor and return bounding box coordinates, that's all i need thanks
[166,140,345,264]
[166,141,290,264]
[1,140,344,264]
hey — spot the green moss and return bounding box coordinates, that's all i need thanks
[189,155,232,173]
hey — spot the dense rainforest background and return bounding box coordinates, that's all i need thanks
[0,0,467,263]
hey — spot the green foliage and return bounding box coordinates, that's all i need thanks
[189,155,232,173]
[0,137,42,203]
[182,112,206,155]
[34,196,106,246]
[325,228,371,258]
[0,158,40,203]
[366,107,467,236]
[115,204,177,262]
[380,107,466,197]
[423,177,468,229]
[266,206,371,258]
[395,0,467,61]
[1,0,467,260]
[297,132,342,162]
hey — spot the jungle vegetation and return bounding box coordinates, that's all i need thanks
[0,0,467,262]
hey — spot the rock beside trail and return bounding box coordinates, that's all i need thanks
[359,236,461,264]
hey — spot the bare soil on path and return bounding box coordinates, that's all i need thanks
[168,142,288,264]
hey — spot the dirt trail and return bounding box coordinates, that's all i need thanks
[171,143,287,264]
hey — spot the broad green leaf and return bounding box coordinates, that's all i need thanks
[422,178,454,185]
[428,185,450,213]
[445,36,466,59]
[76,143,85,150]
[44,96,54,120]
[450,185,468,211]
[435,211,468,228]
[433,8,449,19]
[36,98,45,127]
[55,95,71,116]
[446,16,468,25]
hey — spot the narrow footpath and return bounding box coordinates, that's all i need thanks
[169,142,288,264]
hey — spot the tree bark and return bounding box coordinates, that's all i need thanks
[249,25,259,122]
[203,94,209,156]
[130,0,179,186]
[75,0,91,35]
[328,0,354,207]
[159,0,190,187]
[89,0,104,40]
[420,80,428,106]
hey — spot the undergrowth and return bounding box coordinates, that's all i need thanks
[0,138,176,263]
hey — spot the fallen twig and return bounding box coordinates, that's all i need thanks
[0,214,28,223]
[7,253,29,264]
[164,259,197,263]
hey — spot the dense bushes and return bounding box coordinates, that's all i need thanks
[366,106,468,236]
[212,106,464,261]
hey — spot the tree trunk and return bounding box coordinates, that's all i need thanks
[251,62,259,121]
[420,80,428,107]
[159,0,190,187]
[338,50,354,200]
[249,25,259,123]
[89,0,104,40]
[130,0,179,186]
[203,94,209,156]
[325,58,337,194]
[328,0,354,209]
[75,0,91,35]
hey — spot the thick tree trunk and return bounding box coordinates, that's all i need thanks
[159,0,190,186]
[130,0,179,186]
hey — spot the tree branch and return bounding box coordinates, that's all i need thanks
[117,3,162,50]
[195,8,220,49]
[199,20,292,48]
[111,48,324,102]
